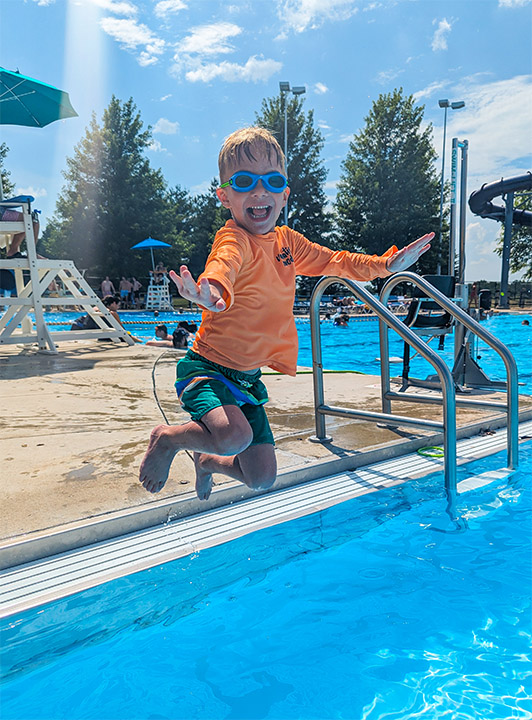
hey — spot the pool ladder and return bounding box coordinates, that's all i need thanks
[309,272,519,514]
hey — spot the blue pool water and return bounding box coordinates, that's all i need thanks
[1,442,531,719]
[42,309,532,394]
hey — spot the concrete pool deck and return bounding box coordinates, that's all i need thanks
[1,339,531,568]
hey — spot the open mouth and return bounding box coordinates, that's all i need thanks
[247,205,272,220]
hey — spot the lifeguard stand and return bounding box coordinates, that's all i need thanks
[0,196,134,352]
[144,275,173,311]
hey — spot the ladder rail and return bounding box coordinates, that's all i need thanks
[379,271,519,470]
[309,276,458,502]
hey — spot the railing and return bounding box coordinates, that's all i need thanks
[309,276,458,501]
[309,272,520,517]
[379,271,519,470]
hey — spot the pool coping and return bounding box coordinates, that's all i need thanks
[1,407,531,573]
[1,415,531,619]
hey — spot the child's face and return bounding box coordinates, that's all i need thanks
[216,151,290,235]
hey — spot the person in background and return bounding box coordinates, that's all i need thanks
[119,277,133,308]
[146,321,198,348]
[0,204,41,259]
[101,276,116,297]
[131,277,142,307]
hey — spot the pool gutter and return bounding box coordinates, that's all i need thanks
[1,416,532,618]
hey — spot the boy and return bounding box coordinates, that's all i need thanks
[139,127,432,500]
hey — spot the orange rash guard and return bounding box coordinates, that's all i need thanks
[192,220,398,376]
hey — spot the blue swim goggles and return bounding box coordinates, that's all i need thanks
[220,171,288,193]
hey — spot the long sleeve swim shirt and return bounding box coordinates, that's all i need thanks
[192,220,398,376]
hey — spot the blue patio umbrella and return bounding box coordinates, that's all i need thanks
[130,237,172,271]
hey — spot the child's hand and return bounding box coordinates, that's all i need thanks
[386,233,433,273]
[169,266,226,312]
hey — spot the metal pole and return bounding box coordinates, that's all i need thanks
[449,138,459,276]
[438,104,448,274]
[500,192,514,310]
[283,94,288,225]
[455,140,469,360]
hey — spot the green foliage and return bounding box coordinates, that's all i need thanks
[496,193,532,279]
[255,94,333,243]
[187,179,230,278]
[335,88,442,277]
[41,96,189,278]
[0,143,16,197]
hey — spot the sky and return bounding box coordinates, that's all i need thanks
[1,0,531,282]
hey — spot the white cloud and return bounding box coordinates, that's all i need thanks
[100,17,165,65]
[276,0,358,35]
[185,55,282,84]
[375,67,404,85]
[31,0,55,5]
[314,82,329,94]
[89,0,138,14]
[432,18,452,52]
[499,0,531,6]
[153,117,179,134]
[147,139,166,152]
[428,75,532,281]
[440,74,532,181]
[160,94,172,101]
[413,80,450,102]
[154,0,187,19]
[177,22,241,57]
[15,186,48,199]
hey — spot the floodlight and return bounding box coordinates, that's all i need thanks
[279,81,290,92]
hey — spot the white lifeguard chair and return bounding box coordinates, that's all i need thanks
[0,196,134,353]
[144,275,173,311]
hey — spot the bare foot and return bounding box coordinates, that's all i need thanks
[139,425,179,493]
[194,452,213,501]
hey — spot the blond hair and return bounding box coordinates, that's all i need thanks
[218,127,286,182]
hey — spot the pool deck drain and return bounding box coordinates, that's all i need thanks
[2,420,531,619]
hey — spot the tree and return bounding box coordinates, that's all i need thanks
[187,179,230,278]
[496,193,532,279]
[0,143,16,198]
[255,94,332,241]
[41,96,187,279]
[335,89,442,279]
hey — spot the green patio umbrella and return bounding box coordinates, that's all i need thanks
[0,68,78,199]
[0,67,78,128]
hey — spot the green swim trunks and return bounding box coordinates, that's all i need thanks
[175,349,274,446]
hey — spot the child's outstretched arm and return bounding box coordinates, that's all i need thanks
[170,265,226,312]
[385,233,433,273]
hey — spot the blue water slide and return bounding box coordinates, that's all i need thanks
[468,172,532,226]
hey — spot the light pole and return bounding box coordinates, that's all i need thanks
[438,98,465,274]
[279,81,306,224]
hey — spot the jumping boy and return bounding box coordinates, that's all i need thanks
[139,127,433,500]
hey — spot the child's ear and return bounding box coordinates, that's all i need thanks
[216,187,231,208]
[282,186,290,207]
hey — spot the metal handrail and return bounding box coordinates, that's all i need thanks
[309,276,458,500]
[379,271,519,470]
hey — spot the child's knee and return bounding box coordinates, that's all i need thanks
[212,423,253,456]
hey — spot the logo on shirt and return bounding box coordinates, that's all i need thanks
[276,246,294,266]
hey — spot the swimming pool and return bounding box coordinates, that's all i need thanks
[1,441,530,719]
[38,309,532,394]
